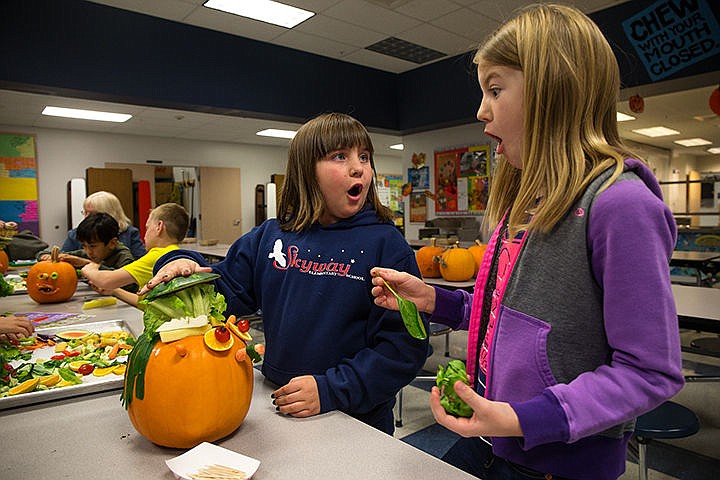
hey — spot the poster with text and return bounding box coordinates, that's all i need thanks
[435,145,490,213]
[0,133,40,235]
[408,166,430,190]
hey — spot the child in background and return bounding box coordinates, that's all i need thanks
[38,213,134,272]
[139,113,428,434]
[82,203,188,307]
[64,191,146,259]
[371,4,683,479]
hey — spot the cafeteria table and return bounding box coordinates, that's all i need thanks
[0,283,476,479]
[670,250,720,286]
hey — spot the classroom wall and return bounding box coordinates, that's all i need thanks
[0,123,402,247]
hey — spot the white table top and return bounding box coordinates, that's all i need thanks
[672,284,720,322]
[181,242,232,258]
[0,284,475,479]
[671,250,720,263]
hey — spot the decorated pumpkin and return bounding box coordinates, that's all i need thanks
[26,246,78,303]
[415,238,444,278]
[126,332,254,448]
[0,249,8,274]
[467,240,488,277]
[439,244,475,282]
[123,273,262,448]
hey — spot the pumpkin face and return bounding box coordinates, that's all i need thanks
[26,247,77,303]
[439,246,475,282]
[126,334,253,448]
[0,249,8,274]
[467,241,487,277]
[416,240,444,278]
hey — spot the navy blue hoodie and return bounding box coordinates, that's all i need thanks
[155,206,429,434]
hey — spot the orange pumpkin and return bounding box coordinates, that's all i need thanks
[126,334,253,448]
[439,245,475,282]
[0,249,8,274]
[26,246,78,303]
[467,240,488,277]
[415,238,444,278]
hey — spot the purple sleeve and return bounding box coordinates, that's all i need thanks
[516,177,685,447]
[430,286,473,330]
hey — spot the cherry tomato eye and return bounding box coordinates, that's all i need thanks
[38,273,48,280]
[50,272,59,279]
[214,326,231,343]
[78,364,94,375]
[237,319,251,333]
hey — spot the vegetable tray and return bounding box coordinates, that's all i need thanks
[0,319,141,410]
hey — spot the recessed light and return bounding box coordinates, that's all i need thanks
[389,144,404,150]
[707,147,720,154]
[673,138,712,147]
[616,112,635,122]
[631,126,680,137]
[204,0,314,28]
[42,106,131,122]
[257,128,296,139]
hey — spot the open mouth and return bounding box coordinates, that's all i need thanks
[485,132,503,154]
[38,284,59,295]
[347,183,363,198]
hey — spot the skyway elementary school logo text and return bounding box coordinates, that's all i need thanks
[268,239,365,281]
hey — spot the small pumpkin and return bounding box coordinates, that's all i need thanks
[26,246,78,303]
[0,249,8,274]
[438,244,475,282]
[467,240,488,277]
[415,238,444,278]
[126,333,253,448]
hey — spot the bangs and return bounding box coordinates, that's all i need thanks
[310,114,374,159]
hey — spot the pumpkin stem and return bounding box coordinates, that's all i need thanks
[51,245,60,262]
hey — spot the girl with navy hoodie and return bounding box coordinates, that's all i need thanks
[371,5,684,479]
[140,113,428,434]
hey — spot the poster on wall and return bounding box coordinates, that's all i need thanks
[376,174,404,214]
[409,192,427,223]
[434,145,490,214]
[0,133,40,235]
[408,166,430,190]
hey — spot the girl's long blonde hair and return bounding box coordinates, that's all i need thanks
[278,112,393,232]
[84,191,132,232]
[476,4,641,236]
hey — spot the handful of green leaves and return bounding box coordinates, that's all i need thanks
[436,360,473,417]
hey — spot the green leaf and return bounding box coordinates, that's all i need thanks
[436,360,473,417]
[381,279,427,340]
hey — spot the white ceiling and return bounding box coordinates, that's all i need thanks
[0,0,717,157]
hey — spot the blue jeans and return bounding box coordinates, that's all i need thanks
[442,437,570,480]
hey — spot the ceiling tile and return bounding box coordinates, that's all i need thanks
[274,29,360,59]
[397,23,476,57]
[295,13,386,48]
[432,8,499,41]
[324,0,422,36]
[395,0,460,22]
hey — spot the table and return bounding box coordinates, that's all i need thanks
[670,251,720,286]
[181,242,232,263]
[672,284,720,334]
[1,285,476,479]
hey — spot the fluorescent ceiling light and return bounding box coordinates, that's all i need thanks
[708,147,720,154]
[257,128,296,139]
[673,138,712,147]
[616,112,635,122]
[42,106,131,122]
[204,0,314,28]
[631,126,680,138]
[389,143,404,150]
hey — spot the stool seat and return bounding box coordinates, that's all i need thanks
[429,323,451,336]
[635,401,700,439]
[631,401,699,480]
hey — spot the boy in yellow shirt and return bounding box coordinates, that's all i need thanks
[81,203,189,306]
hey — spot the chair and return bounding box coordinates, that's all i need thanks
[394,322,452,428]
[629,401,699,480]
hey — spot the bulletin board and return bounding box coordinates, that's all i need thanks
[0,133,40,235]
[434,145,490,214]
